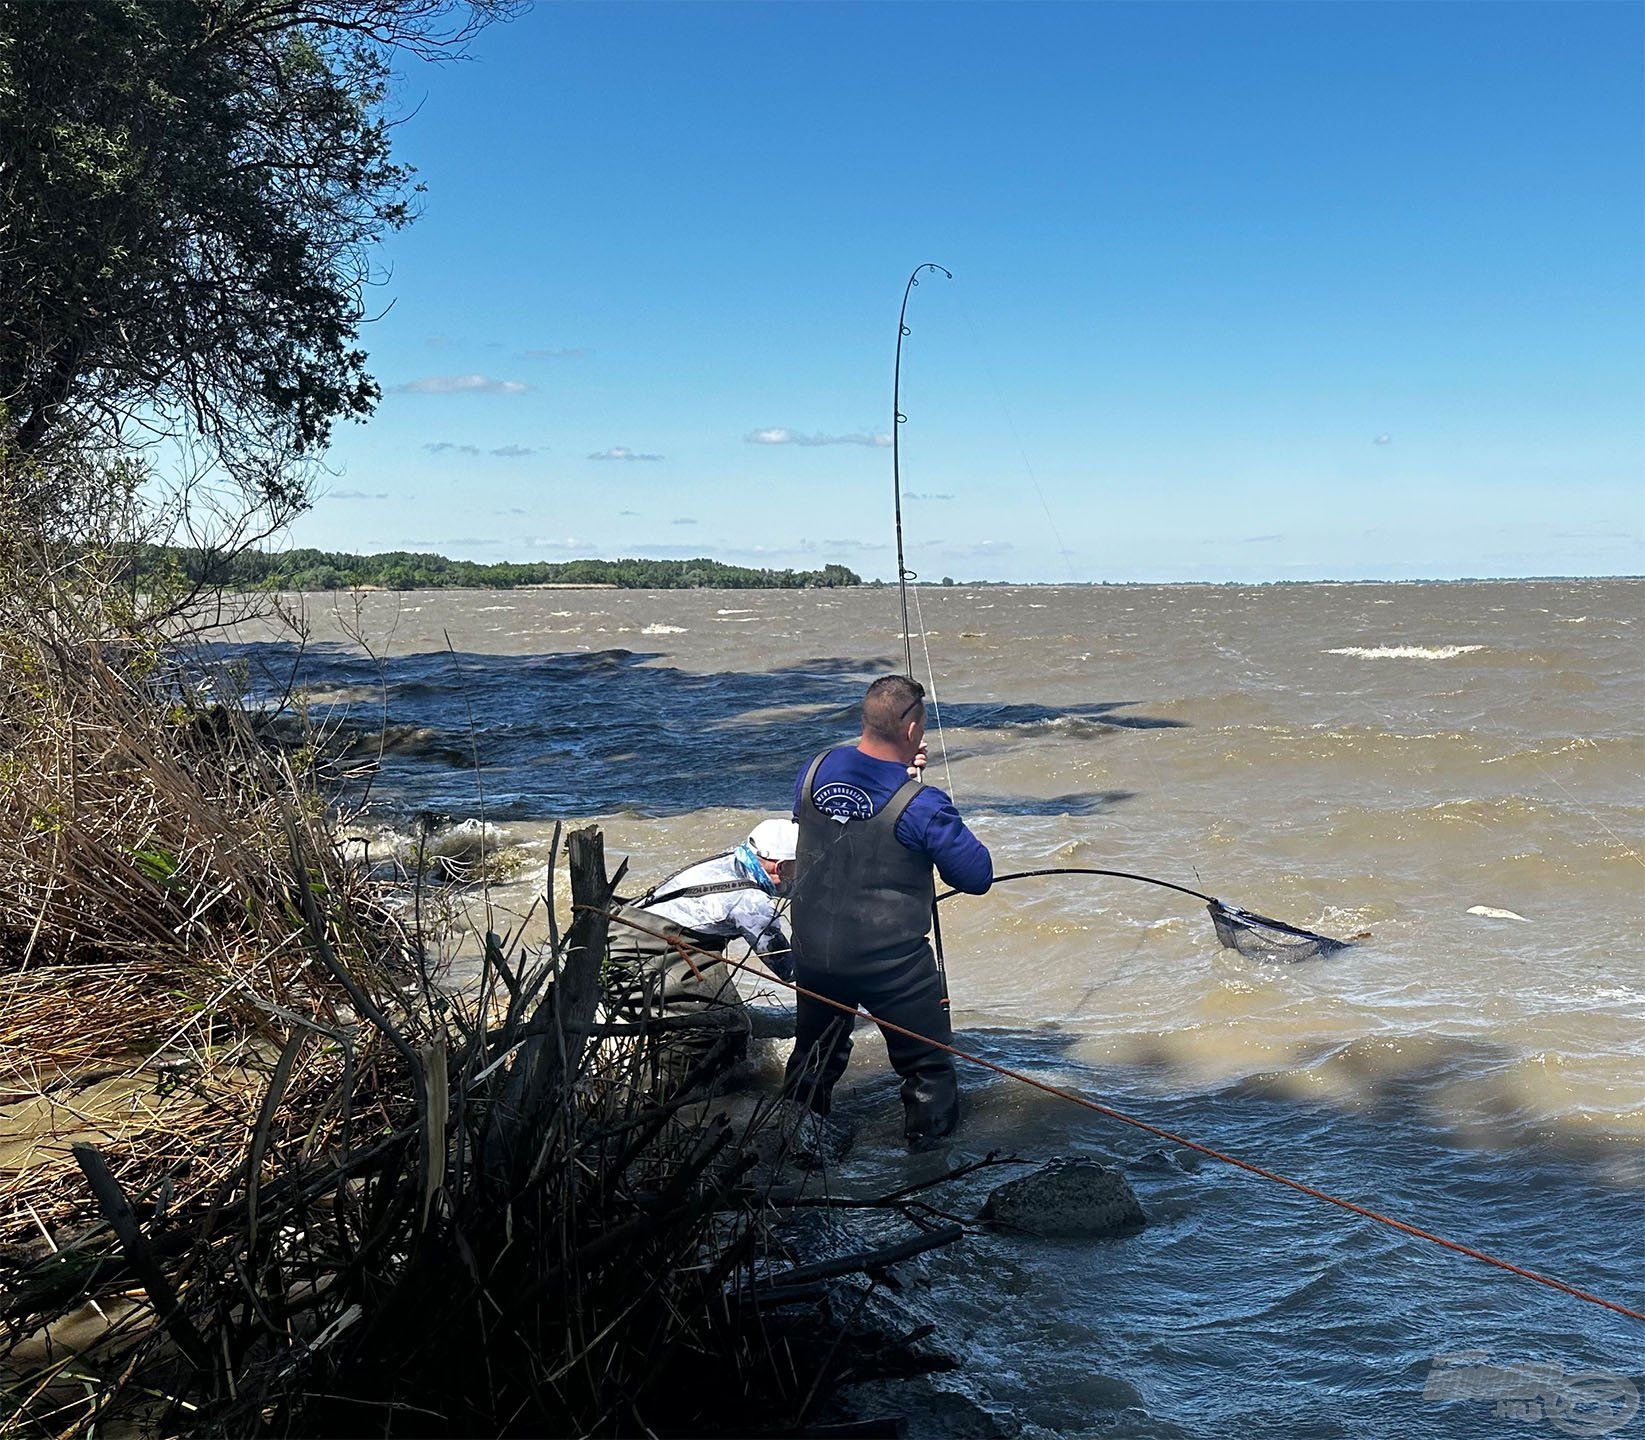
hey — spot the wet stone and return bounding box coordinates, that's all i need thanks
[836,1376,1021,1439]
[981,1158,1147,1239]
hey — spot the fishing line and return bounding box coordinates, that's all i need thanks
[592,907,1645,1327]
[950,284,1193,912]
[954,295,1079,585]
[1520,754,1645,874]
[909,580,956,798]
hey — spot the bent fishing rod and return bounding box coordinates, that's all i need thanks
[886,263,1348,962]
[889,263,956,1002]
[893,261,952,677]
[590,906,1645,1327]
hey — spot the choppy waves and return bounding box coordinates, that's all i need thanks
[213,583,1645,1144]
[212,580,1645,1440]
[1326,644,1485,660]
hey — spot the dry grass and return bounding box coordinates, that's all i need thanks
[0,543,413,1260]
[0,534,960,1438]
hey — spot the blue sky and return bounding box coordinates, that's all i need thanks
[288,1,1643,582]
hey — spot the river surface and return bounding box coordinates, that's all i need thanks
[219,580,1645,1439]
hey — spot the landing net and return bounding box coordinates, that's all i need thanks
[1207,899,1351,961]
[936,867,1354,962]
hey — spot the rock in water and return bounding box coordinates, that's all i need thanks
[982,1159,1147,1239]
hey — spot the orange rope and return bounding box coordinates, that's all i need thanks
[592,906,1645,1326]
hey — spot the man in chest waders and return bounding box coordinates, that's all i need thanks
[783,675,992,1155]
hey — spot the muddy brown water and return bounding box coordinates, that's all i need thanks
[220,580,1645,1438]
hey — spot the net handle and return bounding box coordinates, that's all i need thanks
[935,866,1218,906]
[938,868,1349,953]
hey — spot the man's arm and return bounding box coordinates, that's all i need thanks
[898,790,992,894]
[730,895,793,981]
[755,925,794,982]
[730,894,788,954]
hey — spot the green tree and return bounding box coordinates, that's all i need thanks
[0,0,509,526]
[124,544,866,591]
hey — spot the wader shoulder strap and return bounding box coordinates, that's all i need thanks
[648,878,765,906]
[799,748,833,819]
[875,776,924,833]
[628,850,734,907]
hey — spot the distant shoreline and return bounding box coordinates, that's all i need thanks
[127,545,862,592]
[130,541,1644,592]
[147,536,1640,593]
[272,571,1643,593]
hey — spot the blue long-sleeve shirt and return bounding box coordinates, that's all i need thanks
[794,745,993,894]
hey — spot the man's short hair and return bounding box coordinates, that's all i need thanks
[862,674,925,743]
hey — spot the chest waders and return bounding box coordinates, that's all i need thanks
[606,859,761,1095]
[791,753,933,970]
[785,749,959,1148]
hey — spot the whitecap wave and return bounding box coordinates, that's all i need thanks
[1326,644,1484,660]
[343,818,524,886]
[641,623,687,635]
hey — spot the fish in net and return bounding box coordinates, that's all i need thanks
[1207,900,1352,961]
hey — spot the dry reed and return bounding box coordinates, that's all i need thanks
[0,540,961,1438]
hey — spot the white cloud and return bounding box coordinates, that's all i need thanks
[390,374,531,395]
[589,446,663,462]
[423,440,539,457]
[331,489,388,500]
[671,517,698,526]
[522,346,591,359]
[1373,434,1392,445]
[905,491,953,501]
[526,536,592,551]
[745,427,892,448]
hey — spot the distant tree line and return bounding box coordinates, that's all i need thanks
[127,545,862,591]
